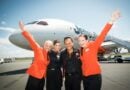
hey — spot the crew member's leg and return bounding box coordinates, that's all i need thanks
[83,74,102,90]
[25,75,45,90]
[65,75,73,90]
[72,74,81,90]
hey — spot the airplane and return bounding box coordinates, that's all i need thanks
[8,19,130,63]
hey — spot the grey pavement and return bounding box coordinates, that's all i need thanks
[0,61,130,90]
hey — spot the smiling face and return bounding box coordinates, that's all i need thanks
[78,35,88,48]
[43,40,53,51]
[64,38,74,51]
[53,42,61,52]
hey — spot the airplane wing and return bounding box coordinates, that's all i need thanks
[100,41,123,54]
[105,36,130,50]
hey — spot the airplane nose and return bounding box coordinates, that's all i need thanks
[9,33,31,50]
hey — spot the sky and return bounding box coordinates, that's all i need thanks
[0,0,129,58]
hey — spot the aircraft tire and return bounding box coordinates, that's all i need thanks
[117,58,123,63]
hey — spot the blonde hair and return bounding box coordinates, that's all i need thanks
[43,40,53,51]
[44,40,53,46]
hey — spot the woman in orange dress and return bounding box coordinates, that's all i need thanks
[78,11,120,90]
[19,21,53,90]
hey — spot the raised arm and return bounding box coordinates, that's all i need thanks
[95,10,120,48]
[19,21,40,50]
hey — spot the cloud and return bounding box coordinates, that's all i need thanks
[0,27,16,32]
[0,26,16,40]
[1,21,6,25]
[0,38,33,58]
[0,44,33,58]
[0,38,11,45]
[0,27,16,45]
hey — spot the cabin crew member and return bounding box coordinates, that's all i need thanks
[78,10,120,90]
[60,37,82,90]
[19,21,53,90]
[46,40,63,90]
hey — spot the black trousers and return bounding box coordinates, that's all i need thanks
[46,69,62,90]
[83,74,102,90]
[65,73,82,90]
[25,75,45,90]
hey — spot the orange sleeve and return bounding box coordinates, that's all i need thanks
[22,31,40,50]
[95,23,112,49]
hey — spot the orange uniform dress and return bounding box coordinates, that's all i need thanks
[80,23,112,77]
[22,31,49,79]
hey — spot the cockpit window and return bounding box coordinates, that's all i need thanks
[26,21,38,24]
[37,21,48,26]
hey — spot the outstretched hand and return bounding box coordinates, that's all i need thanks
[19,21,26,32]
[109,10,121,24]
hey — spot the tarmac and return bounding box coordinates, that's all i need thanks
[0,60,130,90]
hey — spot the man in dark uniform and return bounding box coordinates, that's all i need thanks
[60,37,82,90]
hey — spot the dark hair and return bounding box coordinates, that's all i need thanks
[53,40,60,45]
[64,37,73,43]
[78,34,88,40]
[80,47,83,56]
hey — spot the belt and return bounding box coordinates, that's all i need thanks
[65,72,79,76]
[50,68,55,70]
[83,74,101,79]
[48,68,60,71]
